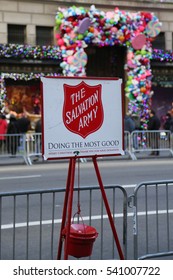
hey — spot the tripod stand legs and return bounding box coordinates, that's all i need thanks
[92,156,124,260]
[57,157,76,260]
[57,156,124,260]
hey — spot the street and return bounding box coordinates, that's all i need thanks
[0,157,173,260]
[1,157,173,192]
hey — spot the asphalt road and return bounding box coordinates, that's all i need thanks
[1,157,173,192]
[0,158,173,260]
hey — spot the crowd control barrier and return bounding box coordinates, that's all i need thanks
[0,133,28,164]
[1,180,173,260]
[0,185,128,260]
[0,130,173,164]
[0,132,42,165]
[130,130,173,160]
[128,180,173,260]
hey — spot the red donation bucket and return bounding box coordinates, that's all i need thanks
[64,223,98,258]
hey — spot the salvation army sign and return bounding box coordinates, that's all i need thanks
[63,81,103,138]
[41,77,124,159]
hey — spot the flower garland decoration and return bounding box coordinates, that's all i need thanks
[0,43,173,62]
[55,5,162,128]
[0,44,62,60]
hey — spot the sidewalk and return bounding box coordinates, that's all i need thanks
[0,150,172,166]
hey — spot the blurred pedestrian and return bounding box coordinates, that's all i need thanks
[131,113,141,150]
[148,109,161,156]
[0,114,8,150]
[163,112,173,132]
[124,114,135,133]
[131,114,141,130]
[33,118,42,162]
[6,114,20,156]
[17,114,30,133]
[16,113,31,152]
[124,114,135,151]
[35,118,41,133]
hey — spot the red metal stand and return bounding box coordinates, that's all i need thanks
[92,156,124,260]
[57,156,124,260]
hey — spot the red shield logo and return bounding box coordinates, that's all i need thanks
[63,81,104,138]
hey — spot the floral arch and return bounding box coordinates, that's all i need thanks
[55,5,161,128]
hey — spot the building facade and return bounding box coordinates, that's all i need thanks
[0,0,173,125]
[0,1,172,49]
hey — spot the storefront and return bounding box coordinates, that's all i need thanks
[0,45,62,127]
[1,5,172,130]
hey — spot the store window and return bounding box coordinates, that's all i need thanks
[8,24,26,44]
[152,32,165,50]
[36,26,53,46]
[5,78,41,115]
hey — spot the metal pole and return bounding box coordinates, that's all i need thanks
[92,156,124,260]
[57,158,72,259]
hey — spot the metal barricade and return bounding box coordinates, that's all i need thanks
[129,180,173,259]
[131,130,173,159]
[0,185,128,260]
[0,133,28,164]
[25,132,87,165]
[26,132,42,165]
[1,131,173,165]
[124,131,136,160]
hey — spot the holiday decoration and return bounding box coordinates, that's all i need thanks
[0,44,62,60]
[54,5,162,126]
[146,20,161,38]
[131,34,147,50]
[0,5,167,128]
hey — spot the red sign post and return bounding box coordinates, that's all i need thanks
[41,76,124,260]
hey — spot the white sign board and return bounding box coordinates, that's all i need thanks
[41,77,124,159]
